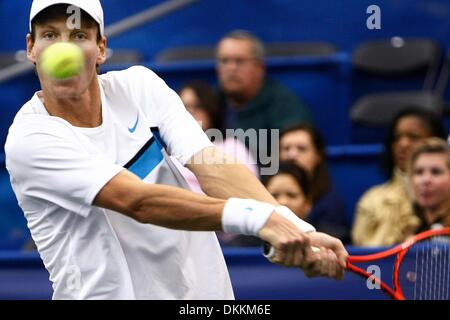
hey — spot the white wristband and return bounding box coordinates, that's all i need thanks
[275,205,316,233]
[222,198,275,236]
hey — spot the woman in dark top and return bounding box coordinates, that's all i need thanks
[279,124,349,242]
[263,162,311,220]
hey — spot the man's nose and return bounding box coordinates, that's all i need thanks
[57,32,73,42]
[287,149,299,159]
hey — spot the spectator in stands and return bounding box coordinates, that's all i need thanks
[178,80,258,191]
[215,30,312,166]
[279,124,350,242]
[178,81,260,246]
[352,108,447,246]
[263,162,311,220]
[409,138,450,233]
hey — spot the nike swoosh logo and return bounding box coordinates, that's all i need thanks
[128,114,139,133]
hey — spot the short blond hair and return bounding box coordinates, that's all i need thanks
[408,137,450,174]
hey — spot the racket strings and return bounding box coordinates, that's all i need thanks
[444,240,450,299]
[411,235,450,300]
[413,245,419,300]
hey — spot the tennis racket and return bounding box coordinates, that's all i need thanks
[263,228,450,300]
[347,227,450,300]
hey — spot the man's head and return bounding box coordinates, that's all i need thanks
[215,30,266,107]
[27,0,106,99]
[30,0,105,39]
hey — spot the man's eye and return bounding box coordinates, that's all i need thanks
[43,33,56,40]
[73,33,87,40]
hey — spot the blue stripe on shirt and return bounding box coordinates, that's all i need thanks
[126,139,164,180]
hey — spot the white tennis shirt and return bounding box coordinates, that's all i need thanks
[5,66,234,300]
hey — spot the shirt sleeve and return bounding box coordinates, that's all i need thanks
[131,66,214,165]
[5,118,124,218]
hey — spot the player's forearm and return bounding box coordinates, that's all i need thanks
[196,162,278,206]
[132,183,225,231]
[94,169,225,231]
[187,146,278,205]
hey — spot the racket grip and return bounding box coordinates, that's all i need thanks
[263,241,275,259]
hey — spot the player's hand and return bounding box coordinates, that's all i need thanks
[258,211,313,268]
[259,211,348,280]
[303,232,348,280]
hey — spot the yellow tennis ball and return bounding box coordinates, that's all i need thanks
[41,42,84,80]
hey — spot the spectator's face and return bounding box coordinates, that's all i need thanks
[27,15,106,99]
[179,87,211,131]
[266,174,310,219]
[392,116,431,172]
[412,153,450,212]
[216,38,264,98]
[280,130,320,175]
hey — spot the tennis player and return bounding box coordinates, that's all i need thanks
[4,0,348,299]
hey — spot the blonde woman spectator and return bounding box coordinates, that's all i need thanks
[409,138,450,233]
[352,108,447,246]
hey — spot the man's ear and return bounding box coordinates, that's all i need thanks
[26,34,36,64]
[97,36,107,65]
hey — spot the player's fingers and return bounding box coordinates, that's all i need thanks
[292,246,304,267]
[326,249,339,279]
[269,245,287,265]
[301,246,321,277]
[315,247,344,280]
[335,257,346,280]
[285,246,297,267]
[278,246,294,267]
[303,264,321,278]
[318,248,330,277]
[326,248,346,280]
[282,231,311,267]
[265,238,306,267]
[281,236,308,267]
[328,239,348,269]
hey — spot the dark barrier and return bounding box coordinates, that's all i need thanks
[0,246,391,300]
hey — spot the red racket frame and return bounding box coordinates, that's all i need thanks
[347,228,450,300]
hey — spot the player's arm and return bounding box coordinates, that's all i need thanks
[187,146,348,274]
[92,169,330,272]
[93,169,296,240]
[93,169,225,231]
[186,146,278,205]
